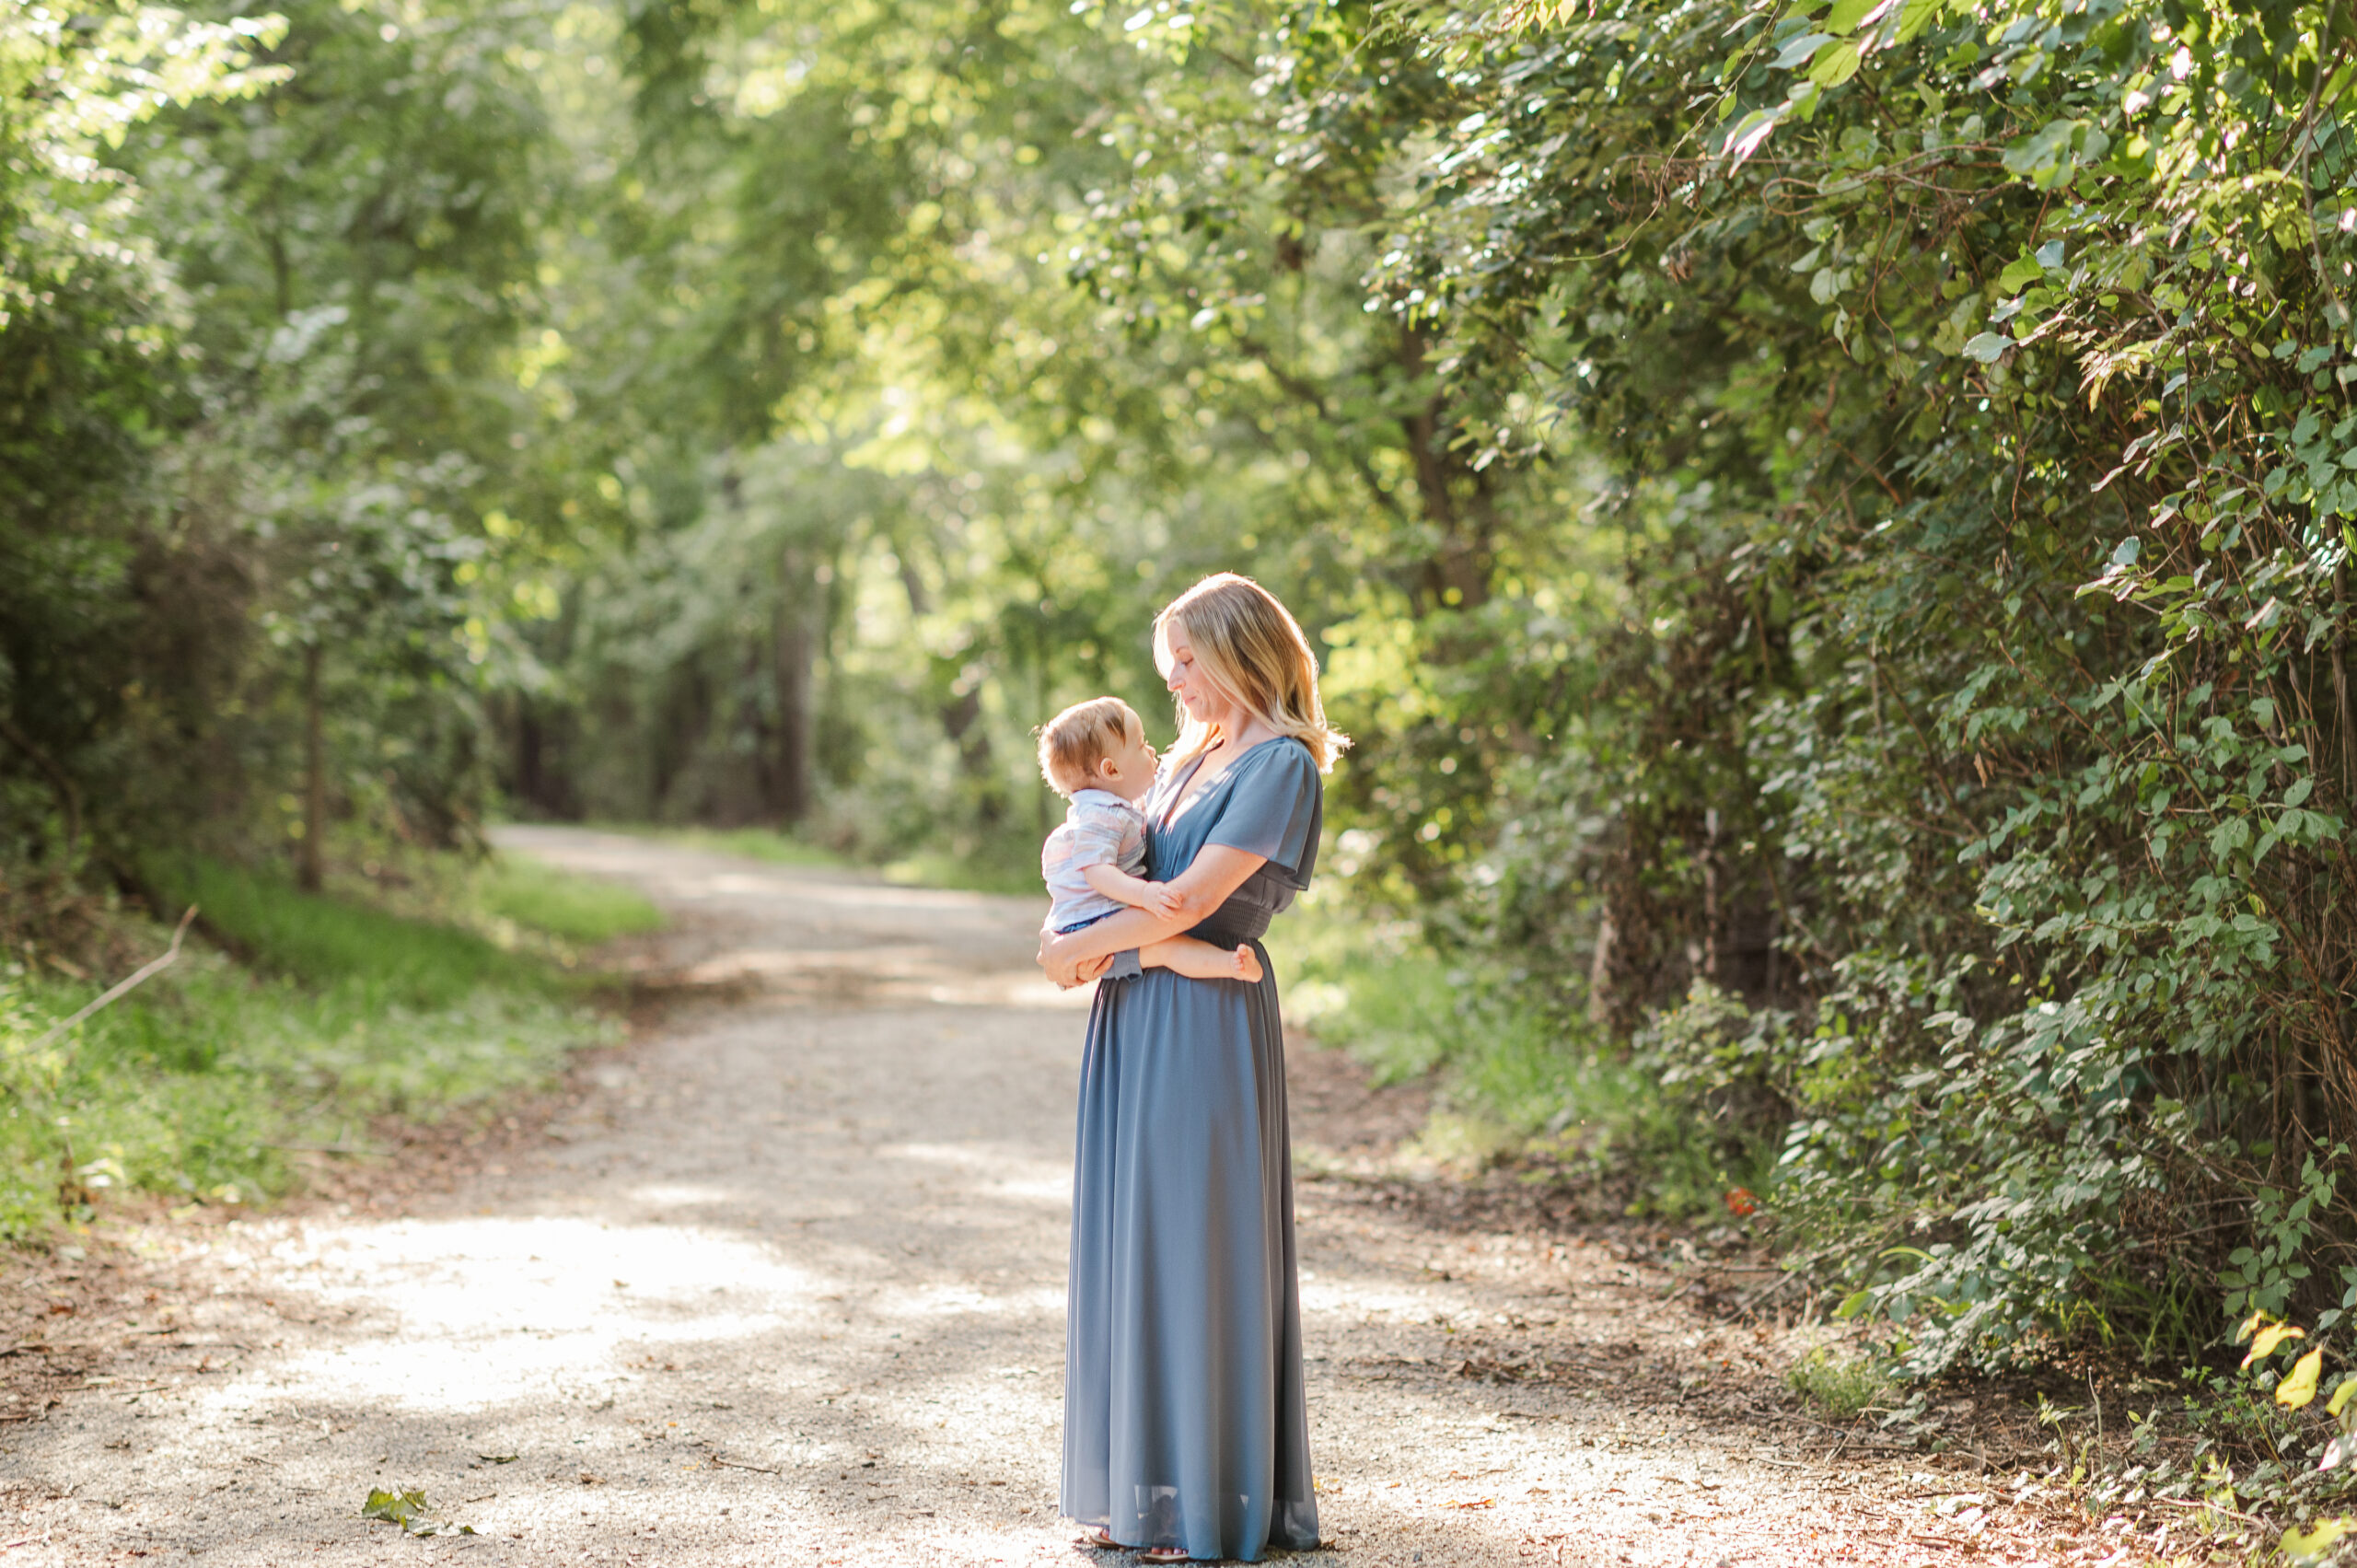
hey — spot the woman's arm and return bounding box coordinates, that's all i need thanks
[1038,843,1268,985]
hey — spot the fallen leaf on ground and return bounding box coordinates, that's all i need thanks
[363,1487,476,1538]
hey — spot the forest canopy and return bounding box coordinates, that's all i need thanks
[5,0,2355,1374]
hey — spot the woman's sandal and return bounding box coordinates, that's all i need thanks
[1080,1529,1192,1563]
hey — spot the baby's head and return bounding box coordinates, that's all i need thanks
[1037,697,1158,803]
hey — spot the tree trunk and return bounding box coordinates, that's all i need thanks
[2335,566,2355,807]
[1394,321,1493,616]
[515,699,546,817]
[1701,807,1721,981]
[772,585,813,825]
[299,642,325,892]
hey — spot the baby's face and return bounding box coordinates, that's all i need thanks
[1097,717,1160,802]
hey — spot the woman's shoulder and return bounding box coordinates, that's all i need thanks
[1226,736,1319,803]
[1240,735,1318,781]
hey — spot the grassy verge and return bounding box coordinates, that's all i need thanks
[0,851,651,1241]
[590,819,1043,897]
[600,823,850,872]
[472,854,663,947]
[1268,894,1771,1215]
[880,849,1039,897]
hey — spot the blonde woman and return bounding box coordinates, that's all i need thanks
[1038,573,1342,1563]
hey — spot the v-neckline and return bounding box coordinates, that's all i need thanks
[1160,735,1286,825]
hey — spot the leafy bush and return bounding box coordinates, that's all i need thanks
[1185,0,2357,1375]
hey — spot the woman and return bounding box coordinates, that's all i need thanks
[1039,573,1343,1564]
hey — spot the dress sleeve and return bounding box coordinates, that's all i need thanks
[1203,740,1323,888]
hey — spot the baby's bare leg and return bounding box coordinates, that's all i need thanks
[1144,936,1265,983]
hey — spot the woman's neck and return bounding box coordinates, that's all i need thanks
[1205,714,1277,754]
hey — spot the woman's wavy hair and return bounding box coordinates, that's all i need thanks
[1155,573,1348,773]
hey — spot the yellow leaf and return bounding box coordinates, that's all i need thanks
[2280,1346,2326,1409]
[2329,1376,2357,1418]
[2244,1321,2308,1368]
[2241,1308,2274,1342]
[2282,1516,2353,1563]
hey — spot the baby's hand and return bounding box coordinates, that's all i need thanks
[1143,883,1187,918]
[1229,945,1264,984]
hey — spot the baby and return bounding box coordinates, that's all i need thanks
[1036,696,1262,983]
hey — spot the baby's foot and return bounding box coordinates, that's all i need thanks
[1230,945,1264,984]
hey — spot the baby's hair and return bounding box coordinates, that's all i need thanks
[1036,697,1139,797]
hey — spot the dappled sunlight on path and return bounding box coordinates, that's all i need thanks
[1,830,2022,1567]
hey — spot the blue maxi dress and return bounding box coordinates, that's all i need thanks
[1062,737,1323,1562]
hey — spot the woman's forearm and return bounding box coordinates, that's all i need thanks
[1045,903,1198,965]
[1036,845,1271,979]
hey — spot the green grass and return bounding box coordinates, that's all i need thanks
[594,819,1043,897]
[1269,894,1771,1214]
[475,855,663,946]
[1785,1346,1894,1419]
[609,823,849,869]
[880,850,1041,897]
[0,854,633,1242]
[159,854,537,1005]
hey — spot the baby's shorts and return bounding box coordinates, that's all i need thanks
[1054,911,1119,935]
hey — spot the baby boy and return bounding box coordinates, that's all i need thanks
[1036,697,1262,982]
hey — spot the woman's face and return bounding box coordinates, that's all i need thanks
[1161,621,1232,729]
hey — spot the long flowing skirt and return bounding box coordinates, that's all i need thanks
[1062,948,1320,1562]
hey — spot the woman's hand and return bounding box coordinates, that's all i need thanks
[1039,924,1116,989]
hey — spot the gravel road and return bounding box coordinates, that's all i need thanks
[0,829,2076,1566]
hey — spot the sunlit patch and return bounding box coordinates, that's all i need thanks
[884,1144,1074,1204]
[1301,1282,1436,1317]
[207,1216,839,1414]
[626,1183,738,1208]
[876,1282,1068,1321]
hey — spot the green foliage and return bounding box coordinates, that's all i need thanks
[1277,900,1771,1214]
[1785,1347,1894,1420]
[1178,0,2357,1377]
[0,0,285,867]
[5,0,2353,1400]
[1271,904,1469,1087]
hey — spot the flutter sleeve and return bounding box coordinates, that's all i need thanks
[1203,739,1323,889]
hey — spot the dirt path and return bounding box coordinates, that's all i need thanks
[0,830,2108,1566]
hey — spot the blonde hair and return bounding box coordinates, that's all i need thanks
[1036,696,1140,797]
[1155,574,1348,772]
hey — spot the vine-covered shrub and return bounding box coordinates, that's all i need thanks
[1211,0,2357,1369]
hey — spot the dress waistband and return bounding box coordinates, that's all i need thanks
[1186,895,1273,949]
